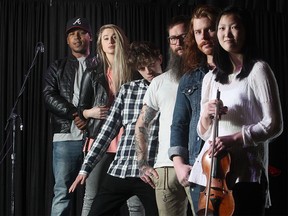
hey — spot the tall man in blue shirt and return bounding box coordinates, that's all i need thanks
[169,5,219,214]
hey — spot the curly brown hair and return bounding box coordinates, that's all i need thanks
[127,41,161,70]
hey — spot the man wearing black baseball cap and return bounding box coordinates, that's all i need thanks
[66,17,92,36]
[43,16,96,216]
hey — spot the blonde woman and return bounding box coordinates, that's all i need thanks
[77,24,135,215]
[96,24,132,96]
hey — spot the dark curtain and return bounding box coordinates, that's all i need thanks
[0,0,287,215]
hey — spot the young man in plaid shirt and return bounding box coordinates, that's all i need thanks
[69,41,162,216]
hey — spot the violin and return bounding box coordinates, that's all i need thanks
[197,90,234,216]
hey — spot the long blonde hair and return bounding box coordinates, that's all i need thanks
[96,24,132,94]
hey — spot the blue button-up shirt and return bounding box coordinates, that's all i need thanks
[169,66,208,165]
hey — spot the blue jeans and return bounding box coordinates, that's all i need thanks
[189,183,204,215]
[51,140,83,216]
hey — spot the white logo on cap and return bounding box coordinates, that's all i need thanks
[73,18,81,25]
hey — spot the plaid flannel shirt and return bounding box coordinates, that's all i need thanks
[79,79,159,178]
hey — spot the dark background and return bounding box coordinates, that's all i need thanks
[0,0,287,215]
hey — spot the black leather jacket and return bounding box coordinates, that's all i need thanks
[43,54,97,133]
[78,62,110,138]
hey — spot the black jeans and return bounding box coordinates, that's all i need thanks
[89,174,158,216]
[233,180,266,216]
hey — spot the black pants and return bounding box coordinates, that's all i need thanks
[233,180,266,216]
[88,174,158,216]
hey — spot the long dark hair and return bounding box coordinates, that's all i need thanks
[213,6,256,84]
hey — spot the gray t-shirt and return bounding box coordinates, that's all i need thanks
[53,56,87,142]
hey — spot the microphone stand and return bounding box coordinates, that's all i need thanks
[4,42,44,216]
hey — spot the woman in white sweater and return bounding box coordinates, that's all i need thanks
[189,6,283,215]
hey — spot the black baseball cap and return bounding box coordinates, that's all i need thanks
[66,17,92,35]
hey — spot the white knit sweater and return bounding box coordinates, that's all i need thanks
[189,60,283,207]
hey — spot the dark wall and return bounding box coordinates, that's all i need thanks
[0,0,287,215]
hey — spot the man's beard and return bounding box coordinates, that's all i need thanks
[166,49,184,82]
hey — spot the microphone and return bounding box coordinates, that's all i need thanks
[18,116,23,131]
[36,42,45,53]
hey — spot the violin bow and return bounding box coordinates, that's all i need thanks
[204,89,221,216]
